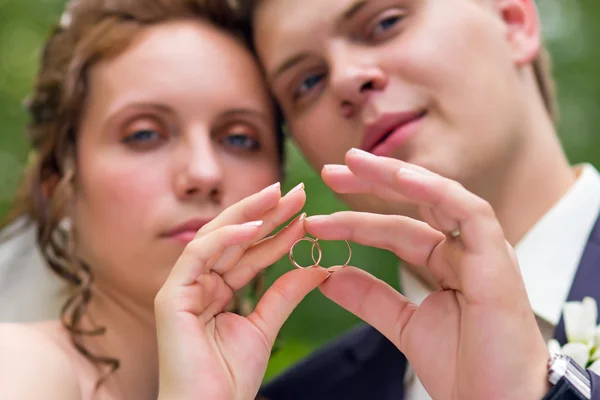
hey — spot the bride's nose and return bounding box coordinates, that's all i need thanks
[173,132,223,203]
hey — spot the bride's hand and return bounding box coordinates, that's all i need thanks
[307,149,550,400]
[155,183,329,400]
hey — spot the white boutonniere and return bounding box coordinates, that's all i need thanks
[548,297,600,373]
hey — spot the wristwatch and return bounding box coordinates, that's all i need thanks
[543,353,591,400]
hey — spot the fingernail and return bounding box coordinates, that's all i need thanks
[287,212,307,227]
[349,148,373,157]
[323,164,347,172]
[242,220,264,227]
[398,168,423,177]
[305,215,327,223]
[262,182,281,193]
[286,182,305,196]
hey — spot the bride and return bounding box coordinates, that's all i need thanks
[0,0,327,398]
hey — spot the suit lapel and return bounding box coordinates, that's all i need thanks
[259,324,408,400]
[332,325,408,399]
[554,213,600,344]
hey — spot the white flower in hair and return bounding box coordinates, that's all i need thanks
[59,11,72,28]
[548,297,600,374]
[59,0,80,28]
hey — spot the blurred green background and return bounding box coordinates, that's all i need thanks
[1,1,599,381]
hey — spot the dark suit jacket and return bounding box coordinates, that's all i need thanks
[260,214,600,400]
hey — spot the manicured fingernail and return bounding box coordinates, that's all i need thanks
[323,164,347,172]
[262,182,281,193]
[305,215,327,223]
[287,212,307,227]
[398,168,423,177]
[349,148,373,157]
[286,182,305,196]
[242,220,264,227]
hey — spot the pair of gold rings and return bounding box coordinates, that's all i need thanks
[288,237,352,272]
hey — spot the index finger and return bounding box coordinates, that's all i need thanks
[342,149,505,254]
[199,182,307,243]
[321,165,409,203]
[196,182,282,238]
[343,148,434,190]
[304,211,443,267]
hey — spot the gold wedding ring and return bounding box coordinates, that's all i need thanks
[289,237,322,269]
[289,237,352,272]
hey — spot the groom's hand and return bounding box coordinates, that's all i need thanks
[305,148,550,400]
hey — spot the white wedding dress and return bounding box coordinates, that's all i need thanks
[0,219,66,322]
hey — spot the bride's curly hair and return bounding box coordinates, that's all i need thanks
[2,0,282,391]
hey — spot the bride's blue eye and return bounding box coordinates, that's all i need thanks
[293,73,325,101]
[224,134,259,150]
[121,116,168,150]
[124,129,160,143]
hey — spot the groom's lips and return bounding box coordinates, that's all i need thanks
[361,110,426,157]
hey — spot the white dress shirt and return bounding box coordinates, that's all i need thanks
[0,219,66,322]
[401,164,600,400]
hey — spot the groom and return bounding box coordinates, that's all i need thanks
[239,0,600,398]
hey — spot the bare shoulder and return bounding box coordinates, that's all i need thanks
[0,323,82,399]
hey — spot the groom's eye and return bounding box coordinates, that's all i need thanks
[292,72,326,103]
[364,8,407,43]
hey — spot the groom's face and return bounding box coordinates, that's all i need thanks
[253,0,540,215]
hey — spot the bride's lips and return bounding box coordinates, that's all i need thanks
[162,218,212,245]
[361,110,426,157]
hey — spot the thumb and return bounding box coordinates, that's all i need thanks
[247,267,330,347]
[319,266,416,349]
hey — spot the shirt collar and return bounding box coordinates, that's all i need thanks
[515,164,600,325]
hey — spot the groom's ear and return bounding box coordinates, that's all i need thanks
[492,0,541,66]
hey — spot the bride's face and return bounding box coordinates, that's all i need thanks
[72,20,280,305]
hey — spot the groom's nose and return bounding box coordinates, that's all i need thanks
[329,48,388,118]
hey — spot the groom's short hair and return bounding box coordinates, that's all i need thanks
[232,0,559,123]
[534,47,558,122]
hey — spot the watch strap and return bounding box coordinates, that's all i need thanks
[543,354,591,400]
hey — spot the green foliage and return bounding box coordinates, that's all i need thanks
[1,0,600,379]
